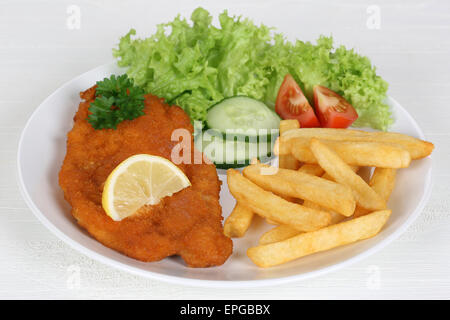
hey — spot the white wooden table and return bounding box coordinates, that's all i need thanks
[1,0,449,299]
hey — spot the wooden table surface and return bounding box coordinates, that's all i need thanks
[1,0,449,299]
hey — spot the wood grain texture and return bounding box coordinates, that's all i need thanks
[1,0,449,299]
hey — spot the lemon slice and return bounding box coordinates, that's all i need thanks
[102,154,191,221]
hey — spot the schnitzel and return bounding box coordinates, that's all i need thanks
[59,86,232,267]
[59,87,232,267]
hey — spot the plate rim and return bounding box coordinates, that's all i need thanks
[16,63,433,288]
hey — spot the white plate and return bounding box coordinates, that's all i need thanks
[17,62,432,288]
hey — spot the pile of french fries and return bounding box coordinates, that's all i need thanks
[225,120,434,268]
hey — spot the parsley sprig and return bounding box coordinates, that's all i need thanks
[87,74,145,129]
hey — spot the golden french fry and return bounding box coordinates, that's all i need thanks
[266,218,279,225]
[289,138,411,168]
[279,151,300,169]
[281,128,434,160]
[273,137,288,156]
[302,167,359,224]
[259,225,302,245]
[354,168,396,218]
[322,165,359,181]
[298,163,324,176]
[262,164,357,236]
[302,166,359,223]
[247,210,391,267]
[224,203,254,238]
[280,119,300,136]
[279,119,300,170]
[303,200,347,225]
[259,205,348,245]
[310,139,385,211]
[267,182,351,245]
[227,169,331,232]
[243,163,356,217]
[370,167,397,201]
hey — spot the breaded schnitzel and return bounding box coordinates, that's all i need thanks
[59,86,232,267]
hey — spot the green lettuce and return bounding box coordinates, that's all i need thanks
[113,7,392,130]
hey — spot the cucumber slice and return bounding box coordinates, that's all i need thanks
[195,129,275,168]
[206,96,280,137]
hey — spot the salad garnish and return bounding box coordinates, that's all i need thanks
[88,74,145,130]
[114,7,392,130]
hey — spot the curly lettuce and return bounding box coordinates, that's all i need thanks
[113,7,392,130]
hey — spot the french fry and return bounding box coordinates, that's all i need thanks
[298,163,324,176]
[289,138,411,168]
[279,120,300,170]
[303,200,347,225]
[248,210,391,267]
[301,166,359,223]
[281,128,434,160]
[370,167,397,202]
[266,218,279,225]
[280,119,300,132]
[224,203,254,238]
[260,165,358,244]
[310,139,386,211]
[259,225,302,245]
[322,165,359,180]
[258,206,347,245]
[354,168,397,218]
[261,196,349,246]
[302,165,358,224]
[273,137,289,156]
[227,169,331,232]
[243,163,356,216]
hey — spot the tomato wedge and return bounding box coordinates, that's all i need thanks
[275,74,320,128]
[313,85,358,128]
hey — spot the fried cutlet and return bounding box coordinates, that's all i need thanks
[59,86,232,267]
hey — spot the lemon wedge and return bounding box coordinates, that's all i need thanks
[102,154,191,221]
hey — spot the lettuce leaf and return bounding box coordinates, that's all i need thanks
[113,7,392,130]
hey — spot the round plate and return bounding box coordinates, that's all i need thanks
[17,62,432,288]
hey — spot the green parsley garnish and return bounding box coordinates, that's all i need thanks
[87,74,145,129]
